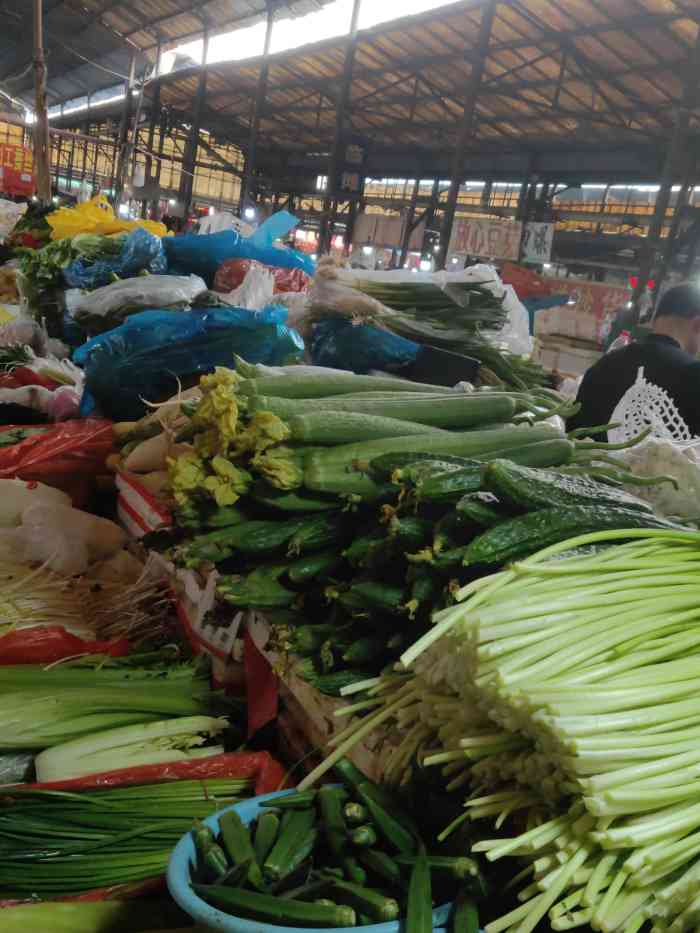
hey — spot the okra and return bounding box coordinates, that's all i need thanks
[406,847,432,933]
[262,790,317,809]
[263,807,317,883]
[329,879,400,922]
[357,848,402,888]
[396,854,479,880]
[193,884,356,927]
[344,802,368,825]
[219,809,265,891]
[452,890,479,933]
[253,811,279,866]
[350,825,378,847]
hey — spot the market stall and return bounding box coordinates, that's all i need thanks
[0,195,697,933]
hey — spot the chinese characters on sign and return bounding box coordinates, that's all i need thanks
[522,222,554,264]
[0,145,35,197]
[448,219,523,262]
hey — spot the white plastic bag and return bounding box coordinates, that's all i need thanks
[219,263,275,311]
[66,274,208,326]
[0,199,26,241]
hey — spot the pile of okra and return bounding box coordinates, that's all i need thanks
[191,758,482,930]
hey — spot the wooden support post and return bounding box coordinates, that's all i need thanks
[318,0,363,255]
[399,177,420,268]
[438,0,495,269]
[114,51,136,205]
[178,33,209,218]
[632,26,700,320]
[32,0,51,205]
[240,6,274,215]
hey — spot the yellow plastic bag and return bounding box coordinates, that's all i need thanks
[48,195,168,240]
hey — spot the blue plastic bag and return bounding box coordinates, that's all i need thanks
[163,212,315,286]
[75,306,304,421]
[311,319,419,374]
[63,228,167,290]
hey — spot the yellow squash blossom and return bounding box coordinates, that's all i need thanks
[203,456,251,507]
[168,453,207,507]
[252,446,303,491]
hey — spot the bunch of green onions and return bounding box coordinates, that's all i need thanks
[300,529,700,932]
[0,779,254,896]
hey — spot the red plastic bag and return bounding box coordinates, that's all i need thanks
[25,750,287,796]
[0,418,113,502]
[213,257,256,292]
[0,626,129,665]
[272,265,310,294]
[214,258,310,296]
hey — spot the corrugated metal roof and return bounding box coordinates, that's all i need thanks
[0,0,328,108]
[149,0,700,177]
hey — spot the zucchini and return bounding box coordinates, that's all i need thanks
[253,811,279,865]
[484,459,653,513]
[328,879,400,922]
[192,884,356,927]
[465,506,680,567]
[367,451,478,481]
[287,549,344,585]
[304,425,562,496]
[240,374,449,399]
[289,412,448,444]
[219,809,265,891]
[263,807,317,883]
[287,515,346,557]
[280,395,517,429]
[406,847,432,933]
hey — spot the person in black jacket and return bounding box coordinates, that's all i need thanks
[567,284,700,441]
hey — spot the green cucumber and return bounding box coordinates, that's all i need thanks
[342,636,388,666]
[287,515,345,557]
[287,549,343,585]
[456,492,507,528]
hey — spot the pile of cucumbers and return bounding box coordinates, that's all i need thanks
[147,450,681,699]
[191,758,481,931]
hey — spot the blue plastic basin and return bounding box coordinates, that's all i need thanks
[167,788,452,933]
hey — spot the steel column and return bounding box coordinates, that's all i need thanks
[143,48,162,218]
[114,51,136,205]
[632,26,700,319]
[318,0,363,255]
[437,0,496,270]
[653,157,696,304]
[179,33,209,217]
[399,178,420,268]
[239,6,274,214]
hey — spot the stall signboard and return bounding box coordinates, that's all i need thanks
[522,222,554,263]
[448,219,523,261]
[0,144,35,197]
